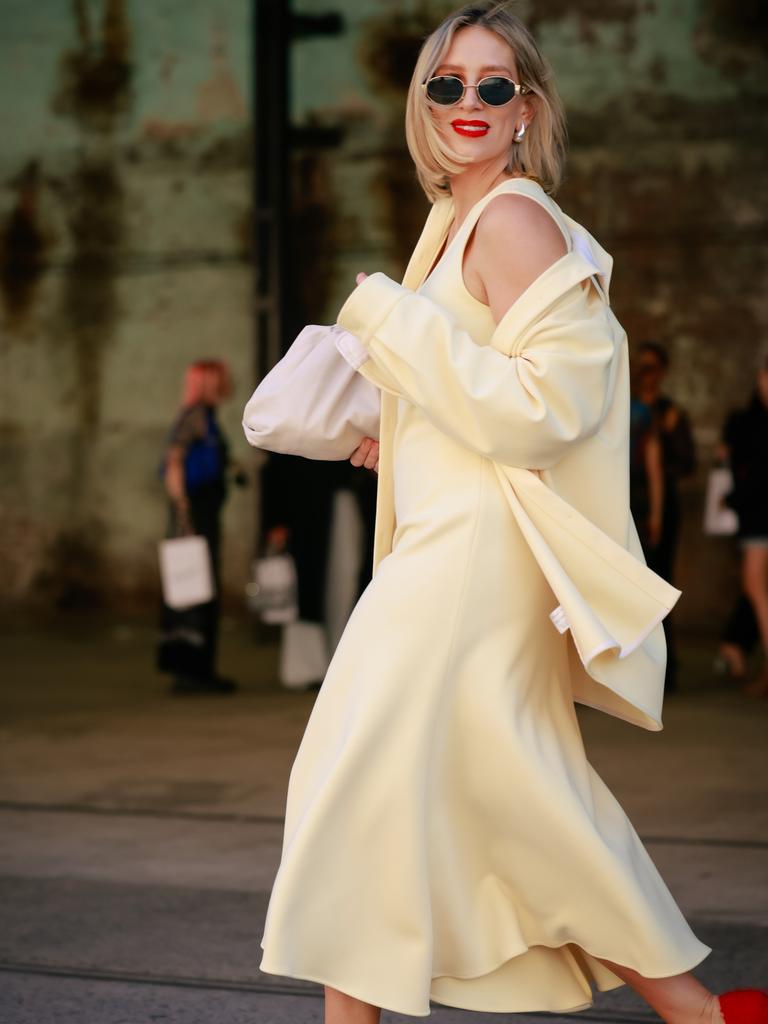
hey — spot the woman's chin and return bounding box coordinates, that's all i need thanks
[454,141,508,169]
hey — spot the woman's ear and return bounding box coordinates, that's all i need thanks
[520,96,536,125]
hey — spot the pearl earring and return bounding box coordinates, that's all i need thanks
[514,122,526,142]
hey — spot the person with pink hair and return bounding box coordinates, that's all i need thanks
[157,359,242,694]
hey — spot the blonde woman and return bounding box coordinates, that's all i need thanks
[257,4,767,1023]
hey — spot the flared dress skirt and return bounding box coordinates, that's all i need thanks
[258,395,712,1017]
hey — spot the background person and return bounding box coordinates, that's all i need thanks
[157,358,243,695]
[716,593,759,681]
[629,371,664,556]
[635,340,697,576]
[258,454,377,691]
[635,341,697,691]
[720,355,768,698]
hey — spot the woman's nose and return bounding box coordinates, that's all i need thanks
[459,84,484,112]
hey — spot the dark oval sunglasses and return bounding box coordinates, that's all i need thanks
[423,75,530,107]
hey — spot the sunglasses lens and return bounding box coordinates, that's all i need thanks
[426,76,463,104]
[477,77,516,105]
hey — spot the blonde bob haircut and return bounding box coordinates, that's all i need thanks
[405,1,567,202]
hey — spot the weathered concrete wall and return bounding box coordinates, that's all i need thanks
[2,0,767,631]
[290,0,768,630]
[0,0,255,610]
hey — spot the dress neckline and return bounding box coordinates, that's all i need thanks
[421,176,546,287]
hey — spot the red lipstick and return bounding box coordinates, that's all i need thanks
[451,119,490,137]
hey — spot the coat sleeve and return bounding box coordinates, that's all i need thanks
[335,271,617,469]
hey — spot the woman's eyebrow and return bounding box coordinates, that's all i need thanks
[436,63,515,74]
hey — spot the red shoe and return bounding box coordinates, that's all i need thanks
[718,990,768,1024]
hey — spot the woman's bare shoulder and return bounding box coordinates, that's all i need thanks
[475,191,568,263]
[471,192,569,320]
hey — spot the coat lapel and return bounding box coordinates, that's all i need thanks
[370,198,453,576]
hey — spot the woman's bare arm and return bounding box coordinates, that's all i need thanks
[470,194,568,324]
[164,444,187,504]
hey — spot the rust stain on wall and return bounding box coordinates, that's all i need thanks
[40,0,133,607]
[33,524,111,610]
[51,0,133,431]
[358,8,436,271]
[61,160,123,429]
[694,0,768,76]
[289,149,338,332]
[0,161,49,324]
[527,0,649,54]
[358,7,436,96]
[52,0,132,130]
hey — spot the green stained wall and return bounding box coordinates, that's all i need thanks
[0,0,255,610]
[2,0,767,630]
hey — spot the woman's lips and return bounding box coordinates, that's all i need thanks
[451,119,490,137]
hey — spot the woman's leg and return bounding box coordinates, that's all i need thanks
[324,985,381,1024]
[595,958,722,1024]
[742,545,768,650]
[322,962,726,1024]
[741,544,768,695]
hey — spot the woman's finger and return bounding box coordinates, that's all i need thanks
[349,438,372,466]
[356,271,368,286]
[363,442,379,470]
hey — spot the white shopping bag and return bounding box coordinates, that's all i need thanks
[246,552,298,624]
[703,467,739,536]
[158,535,215,609]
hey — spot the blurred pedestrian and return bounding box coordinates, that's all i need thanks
[258,453,377,691]
[716,593,759,681]
[629,381,664,555]
[635,341,696,691]
[636,341,697,572]
[720,355,768,698]
[157,358,244,695]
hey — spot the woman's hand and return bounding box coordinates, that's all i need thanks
[350,436,379,473]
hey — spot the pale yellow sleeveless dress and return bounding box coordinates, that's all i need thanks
[258,181,712,1017]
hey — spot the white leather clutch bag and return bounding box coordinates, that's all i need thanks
[242,324,381,461]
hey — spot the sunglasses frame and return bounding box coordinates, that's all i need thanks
[422,74,530,107]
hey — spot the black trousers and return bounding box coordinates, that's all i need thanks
[157,482,225,679]
[722,592,760,654]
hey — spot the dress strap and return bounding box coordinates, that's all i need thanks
[450,177,574,257]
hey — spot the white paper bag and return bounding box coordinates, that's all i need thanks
[242,324,381,461]
[246,552,298,624]
[158,535,215,609]
[703,467,739,536]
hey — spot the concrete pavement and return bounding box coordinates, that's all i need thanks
[0,617,766,1023]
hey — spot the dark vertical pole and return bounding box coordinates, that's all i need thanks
[253,0,290,383]
[251,0,291,570]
